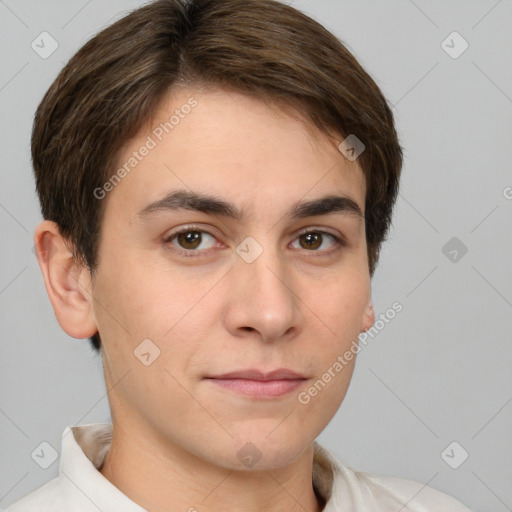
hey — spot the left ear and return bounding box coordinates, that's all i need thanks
[361,301,375,333]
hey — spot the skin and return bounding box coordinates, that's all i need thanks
[35,86,375,512]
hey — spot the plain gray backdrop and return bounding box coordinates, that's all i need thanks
[1,0,511,510]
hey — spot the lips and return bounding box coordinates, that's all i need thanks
[205,369,307,398]
[207,368,306,381]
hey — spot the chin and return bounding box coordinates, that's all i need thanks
[225,428,314,471]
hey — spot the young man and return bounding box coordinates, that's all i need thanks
[4,0,470,510]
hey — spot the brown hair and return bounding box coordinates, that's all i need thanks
[32,0,403,352]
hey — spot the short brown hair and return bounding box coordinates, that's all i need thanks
[32,0,403,353]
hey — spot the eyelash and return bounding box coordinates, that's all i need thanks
[162,225,346,259]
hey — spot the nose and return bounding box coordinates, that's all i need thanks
[223,242,303,343]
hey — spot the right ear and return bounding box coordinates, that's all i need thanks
[361,301,375,333]
[33,220,98,339]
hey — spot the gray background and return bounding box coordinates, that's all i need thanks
[1,0,511,510]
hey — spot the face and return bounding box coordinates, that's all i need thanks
[88,86,374,470]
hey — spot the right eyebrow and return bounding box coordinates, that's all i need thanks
[138,189,243,220]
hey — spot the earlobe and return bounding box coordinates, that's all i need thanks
[361,301,375,333]
[34,220,98,339]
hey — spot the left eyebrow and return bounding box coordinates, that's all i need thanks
[290,194,364,220]
[137,189,364,221]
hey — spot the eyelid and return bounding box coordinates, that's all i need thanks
[163,224,218,240]
[295,225,344,240]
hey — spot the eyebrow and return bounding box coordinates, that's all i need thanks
[137,189,364,222]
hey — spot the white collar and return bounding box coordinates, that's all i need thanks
[47,423,467,512]
[59,424,146,511]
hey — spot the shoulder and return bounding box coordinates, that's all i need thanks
[2,477,65,512]
[316,443,471,511]
[355,470,471,511]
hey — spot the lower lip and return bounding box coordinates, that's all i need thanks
[206,378,305,398]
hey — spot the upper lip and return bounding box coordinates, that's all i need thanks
[206,369,306,381]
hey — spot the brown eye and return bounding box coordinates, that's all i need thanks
[298,232,322,250]
[165,228,218,254]
[176,231,202,250]
[292,230,341,252]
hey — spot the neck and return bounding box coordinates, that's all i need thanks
[99,425,323,512]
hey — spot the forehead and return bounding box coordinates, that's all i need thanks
[104,86,366,221]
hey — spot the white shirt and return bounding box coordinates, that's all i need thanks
[3,423,471,511]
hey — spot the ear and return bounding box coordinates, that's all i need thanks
[34,220,98,339]
[361,300,375,333]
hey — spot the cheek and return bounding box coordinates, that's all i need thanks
[302,274,369,388]
[295,356,356,440]
[94,255,172,330]
[320,274,370,331]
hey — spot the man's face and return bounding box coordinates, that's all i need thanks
[90,86,373,470]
